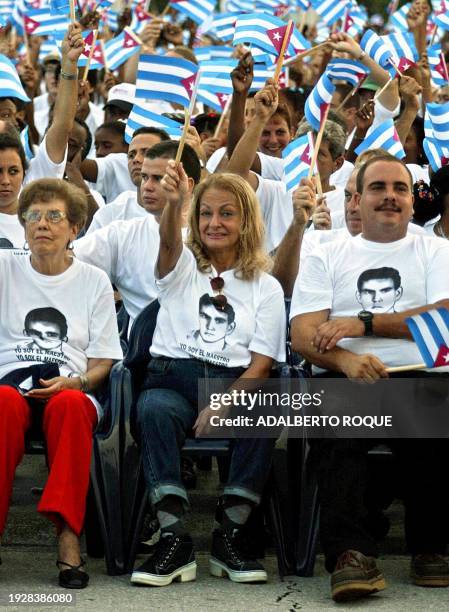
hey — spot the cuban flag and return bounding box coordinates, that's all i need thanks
[233,14,310,57]
[0,0,13,21]
[427,101,449,145]
[382,32,418,70]
[433,0,449,30]
[103,29,141,71]
[97,0,114,8]
[406,308,449,368]
[194,46,234,63]
[0,54,30,102]
[386,0,399,15]
[136,55,198,108]
[38,37,59,63]
[125,104,183,144]
[199,59,237,94]
[79,32,105,69]
[50,0,69,15]
[310,0,346,25]
[423,137,449,171]
[226,0,254,10]
[326,58,368,87]
[282,133,315,192]
[388,2,410,31]
[428,44,449,85]
[209,12,241,42]
[424,110,434,138]
[197,87,230,112]
[23,8,68,36]
[170,0,216,26]
[304,73,335,131]
[20,126,35,161]
[360,29,393,69]
[102,9,119,31]
[354,119,405,159]
[343,6,366,37]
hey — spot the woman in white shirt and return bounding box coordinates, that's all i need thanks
[0,179,122,589]
[131,171,286,588]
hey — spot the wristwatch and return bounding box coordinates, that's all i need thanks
[358,310,374,336]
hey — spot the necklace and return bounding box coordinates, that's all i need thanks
[435,221,449,240]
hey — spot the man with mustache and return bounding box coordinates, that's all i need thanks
[290,154,449,603]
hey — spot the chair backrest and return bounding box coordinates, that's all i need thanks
[123,299,161,388]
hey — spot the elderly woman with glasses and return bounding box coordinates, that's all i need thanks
[0,178,122,588]
[131,168,286,588]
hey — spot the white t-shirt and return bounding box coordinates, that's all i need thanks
[255,175,293,252]
[24,135,67,185]
[93,153,136,203]
[206,147,285,181]
[0,252,122,417]
[290,233,449,370]
[74,215,160,326]
[323,186,345,217]
[87,191,146,234]
[0,213,25,249]
[151,246,286,368]
[330,160,354,190]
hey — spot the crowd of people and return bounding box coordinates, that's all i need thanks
[0,0,448,604]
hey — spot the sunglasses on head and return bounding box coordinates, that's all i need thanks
[209,276,227,310]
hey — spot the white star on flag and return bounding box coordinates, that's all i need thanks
[273,32,281,41]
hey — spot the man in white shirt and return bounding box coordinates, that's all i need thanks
[290,155,449,603]
[87,127,170,233]
[74,142,201,330]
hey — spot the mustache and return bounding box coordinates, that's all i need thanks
[374,202,401,212]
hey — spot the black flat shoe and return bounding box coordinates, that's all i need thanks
[57,559,89,589]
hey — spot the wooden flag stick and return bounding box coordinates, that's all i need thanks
[335,86,357,113]
[23,27,31,65]
[308,103,330,182]
[374,77,393,100]
[386,363,426,373]
[430,23,438,47]
[161,2,171,17]
[69,0,76,22]
[175,71,201,164]
[124,26,143,46]
[213,95,232,139]
[274,20,294,83]
[82,29,98,82]
[283,41,330,67]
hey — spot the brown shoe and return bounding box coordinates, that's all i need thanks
[331,550,386,603]
[411,554,449,587]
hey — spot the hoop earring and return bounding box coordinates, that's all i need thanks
[23,241,29,252]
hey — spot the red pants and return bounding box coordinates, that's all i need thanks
[0,385,97,537]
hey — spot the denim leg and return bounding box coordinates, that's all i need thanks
[224,437,276,505]
[136,387,197,507]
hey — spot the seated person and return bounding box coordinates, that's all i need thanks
[94,121,128,158]
[130,169,286,587]
[0,178,122,589]
[290,155,449,603]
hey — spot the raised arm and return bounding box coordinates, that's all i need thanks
[226,79,279,191]
[271,178,316,296]
[45,23,84,164]
[157,160,190,278]
[395,76,421,146]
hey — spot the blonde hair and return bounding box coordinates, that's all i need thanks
[187,173,271,281]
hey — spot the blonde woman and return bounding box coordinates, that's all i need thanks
[131,170,286,587]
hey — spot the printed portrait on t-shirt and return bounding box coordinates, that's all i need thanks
[14,307,69,366]
[356,267,403,313]
[0,237,13,249]
[185,294,236,362]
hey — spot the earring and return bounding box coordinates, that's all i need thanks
[23,241,29,252]
[67,241,74,251]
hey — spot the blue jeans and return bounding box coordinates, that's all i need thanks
[135,357,275,507]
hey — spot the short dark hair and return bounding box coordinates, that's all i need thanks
[198,293,235,324]
[24,307,68,337]
[145,141,201,184]
[356,154,413,193]
[0,131,28,173]
[271,103,293,132]
[133,126,170,141]
[96,120,127,141]
[19,178,87,229]
[357,267,402,292]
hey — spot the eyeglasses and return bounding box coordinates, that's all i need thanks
[22,209,67,224]
[210,276,227,310]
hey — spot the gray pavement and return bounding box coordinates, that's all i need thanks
[2,457,449,612]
